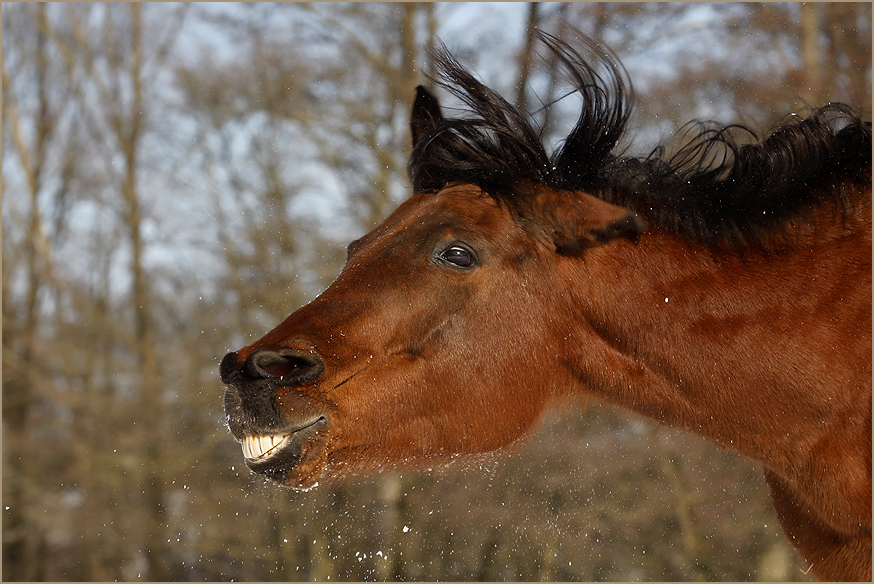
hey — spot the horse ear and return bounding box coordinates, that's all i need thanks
[410,85,443,147]
[533,188,643,255]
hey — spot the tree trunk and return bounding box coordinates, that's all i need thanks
[116,5,167,580]
[800,3,824,105]
[516,3,541,113]
[2,4,51,579]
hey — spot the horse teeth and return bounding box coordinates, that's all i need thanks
[241,434,284,460]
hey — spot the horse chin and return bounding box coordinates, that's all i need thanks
[278,456,329,491]
[248,448,328,490]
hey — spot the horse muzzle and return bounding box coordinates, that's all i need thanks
[220,348,330,484]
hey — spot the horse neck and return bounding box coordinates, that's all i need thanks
[557,222,871,469]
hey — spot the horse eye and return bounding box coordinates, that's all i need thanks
[441,246,476,268]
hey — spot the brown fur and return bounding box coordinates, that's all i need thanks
[220,32,872,581]
[222,183,870,580]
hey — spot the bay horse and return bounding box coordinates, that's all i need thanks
[220,32,871,581]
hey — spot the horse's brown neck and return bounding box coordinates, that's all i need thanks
[558,212,871,475]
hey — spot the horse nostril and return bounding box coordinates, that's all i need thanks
[242,349,325,385]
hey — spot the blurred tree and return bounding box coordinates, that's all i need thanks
[2,3,57,579]
[515,3,541,113]
[528,3,870,143]
[4,3,191,580]
[59,5,189,579]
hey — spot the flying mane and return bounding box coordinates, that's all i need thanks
[408,32,872,250]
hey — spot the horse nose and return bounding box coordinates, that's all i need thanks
[234,348,325,385]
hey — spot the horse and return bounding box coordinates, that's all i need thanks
[220,32,872,581]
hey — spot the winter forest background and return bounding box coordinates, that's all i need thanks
[2,2,871,581]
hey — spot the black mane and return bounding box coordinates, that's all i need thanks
[408,31,872,249]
